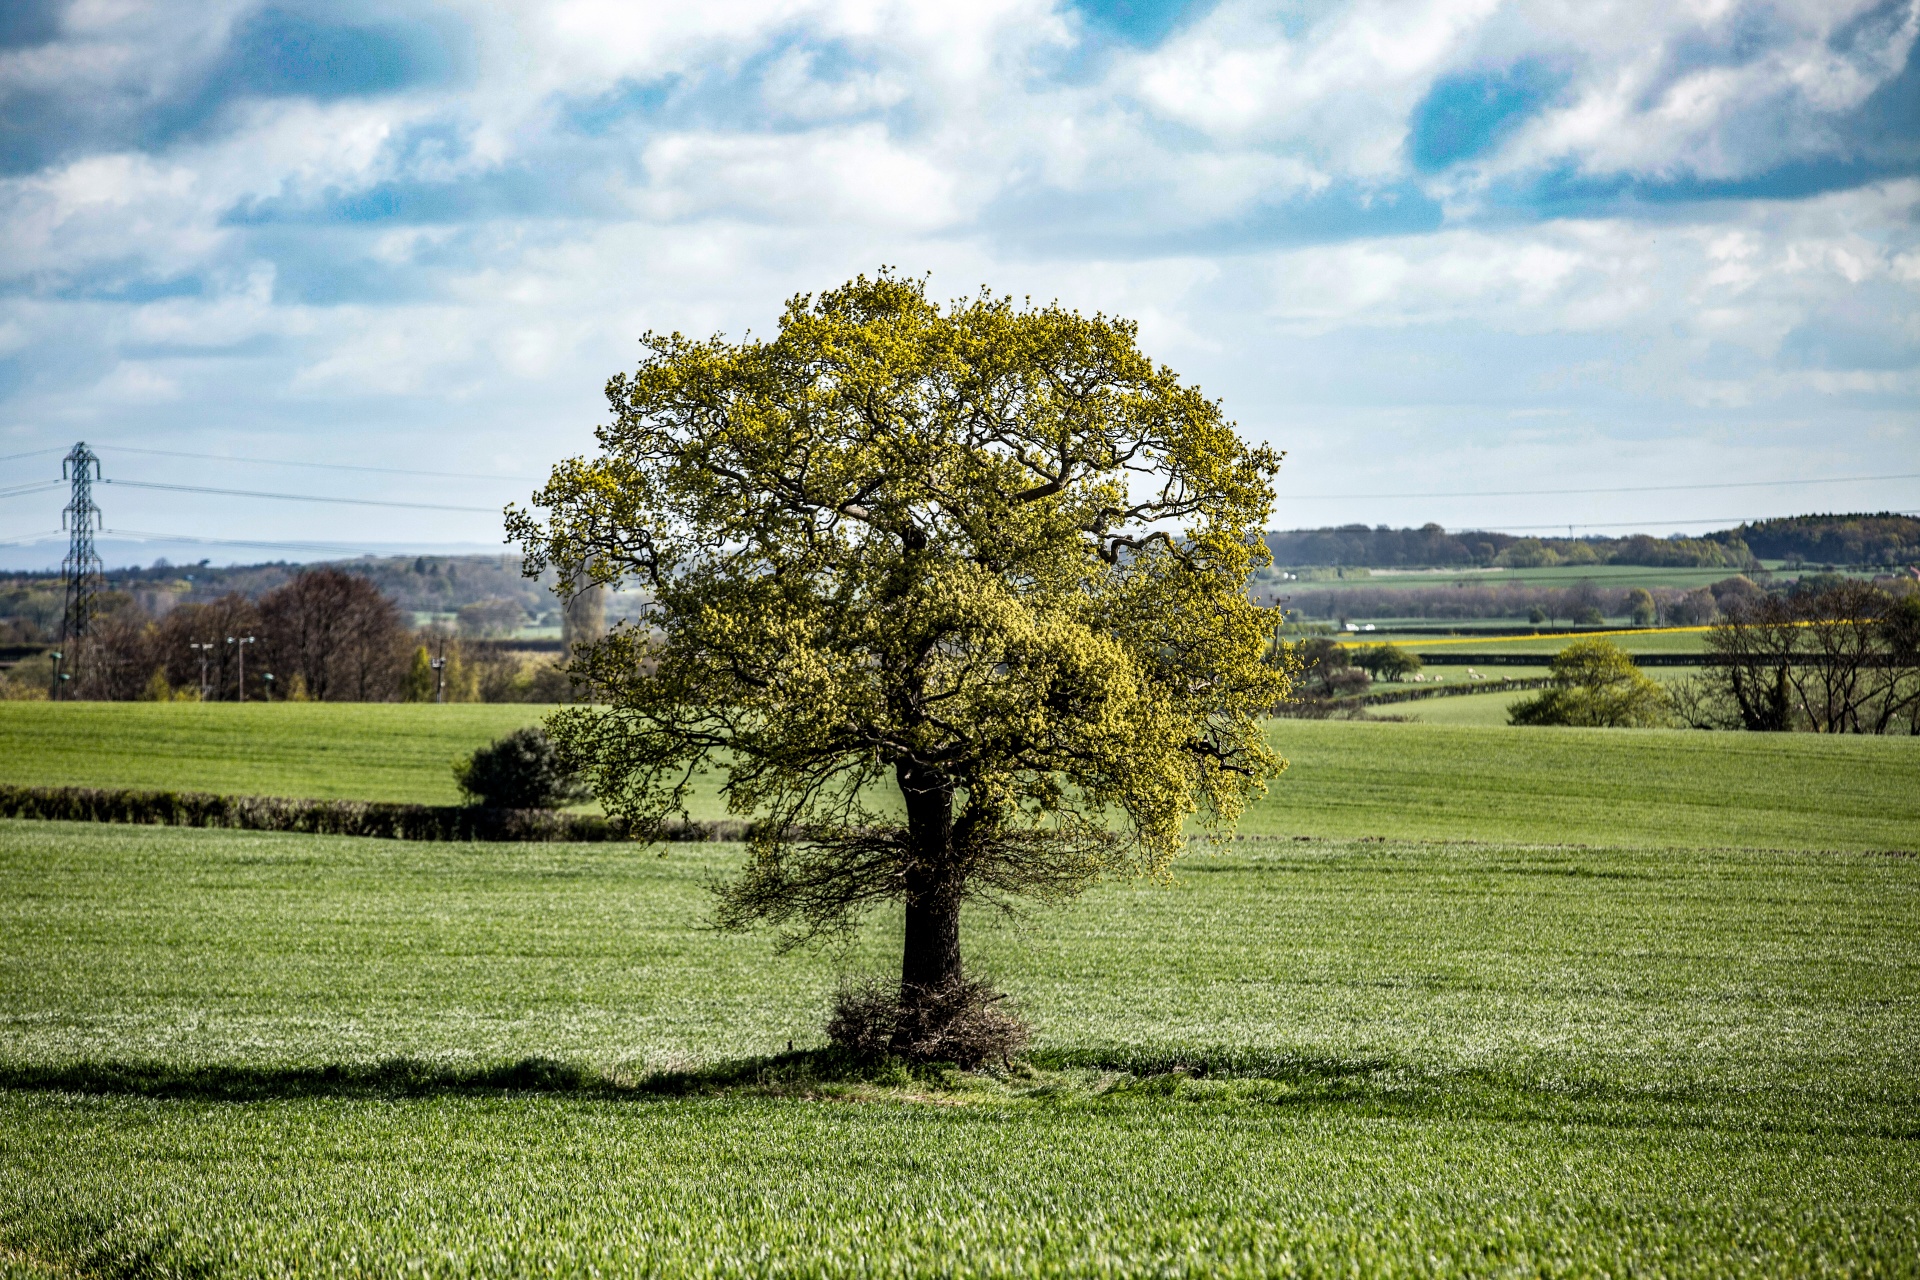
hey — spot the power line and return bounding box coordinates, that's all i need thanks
[104,444,544,484]
[1276,471,1920,501]
[102,479,502,514]
[0,482,65,500]
[0,447,67,465]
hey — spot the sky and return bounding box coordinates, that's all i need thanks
[0,0,1916,566]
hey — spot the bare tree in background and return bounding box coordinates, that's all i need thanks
[1683,583,1920,733]
[259,568,409,701]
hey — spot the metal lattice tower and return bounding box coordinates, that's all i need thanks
[53,442,104,698]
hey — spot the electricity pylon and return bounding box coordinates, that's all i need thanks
[53,442,103,698]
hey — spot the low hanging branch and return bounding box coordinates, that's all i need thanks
[509,271,1293,1055]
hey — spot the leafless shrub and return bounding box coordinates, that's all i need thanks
[827,974,1030,1068]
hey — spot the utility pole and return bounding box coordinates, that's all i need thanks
[430,633,447,703]
[189,641,214,701]
[53,442,103,699]
[228,635,255,701]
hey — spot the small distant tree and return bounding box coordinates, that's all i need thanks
[1278,638,1369,711]
[1626,588,1656,627]
[1352,643,1421,682]
[1509,638,1670,728]
[511,272,1289,1054]
[402,646,435,702]
[454,727,589,809]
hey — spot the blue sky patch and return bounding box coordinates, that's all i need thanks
[1409,60,1566,172]
[1070,0,1214,46]
[223,8,447,100]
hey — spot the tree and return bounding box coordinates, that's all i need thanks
[1508,638,1670,727]
[258,568,408,701]
[1689,583,1920,733]
[455,727,588,809]
[511,272,1290,1052]
[1351,642,1421,682]
[1626,588,1656,627]
[402,645,435,702]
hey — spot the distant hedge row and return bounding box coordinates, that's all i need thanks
[0,785,749,843]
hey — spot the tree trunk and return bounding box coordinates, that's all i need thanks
[895,760,962,1001]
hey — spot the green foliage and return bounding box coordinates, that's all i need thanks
[1508,639,1672,728]
[401,645,435,702]
[1626,587,1657,626]
[1351,643,1421,682]
[454,727,588,810]
[0,822,1917,1273]
[512,272,1290,974]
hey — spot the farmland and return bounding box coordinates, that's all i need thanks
[0,704,1916,1275]
[3,703,1916,850]
[0,701,545,803]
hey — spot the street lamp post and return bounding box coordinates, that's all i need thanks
[262,672,274,702]
[188,642,214,701]
[227,635,255,702]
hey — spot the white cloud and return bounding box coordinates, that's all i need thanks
[0,0,1913,547]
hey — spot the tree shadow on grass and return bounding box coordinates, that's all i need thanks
[2,1054,1905,1138]
[0,1048,1397,1104]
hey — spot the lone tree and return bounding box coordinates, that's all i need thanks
[510,273,1291,1052]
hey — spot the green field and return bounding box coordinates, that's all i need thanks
[3,821,1917,1275]
[4,703,1916,851]
[0,701,546,803]
[1,706,1917,1274]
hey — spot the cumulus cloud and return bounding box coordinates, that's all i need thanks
[0,0,1912,548]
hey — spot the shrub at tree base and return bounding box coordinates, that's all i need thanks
[827,976,1030,1069]
[1508,639,1671,728]
[454,727,589,809]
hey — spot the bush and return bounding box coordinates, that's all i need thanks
[1352,643,1422,682]
[1508,639,1671,728]
[454,727,589,809]
[827,975,1030,1068]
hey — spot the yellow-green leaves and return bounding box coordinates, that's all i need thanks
[517,271,1291,941]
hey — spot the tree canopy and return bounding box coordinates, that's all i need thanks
[510,272,1291,1049]
[1508,638,1671,728]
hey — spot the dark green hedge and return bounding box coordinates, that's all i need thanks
[0,785,748,843]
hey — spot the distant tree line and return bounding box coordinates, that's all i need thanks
[1263,524,1756,570]
[1277,575,1777,625]
[1728,514,1920,566]
[0,554,561,645]
[1264,513,1920,572]
[1,567,583,703]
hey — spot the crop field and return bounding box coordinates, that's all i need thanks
[0,701,546,803]
[1390,628,1711,655]
[1,706,1916,1275]
[5,704,1915,850]
[2,818,1918,1276]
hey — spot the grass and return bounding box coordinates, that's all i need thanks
[1,705,1916,1273]
[0,701,548,803]
[4,702,1916,851]
[1,821,1917,1275]
[1255,719,1918,850]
